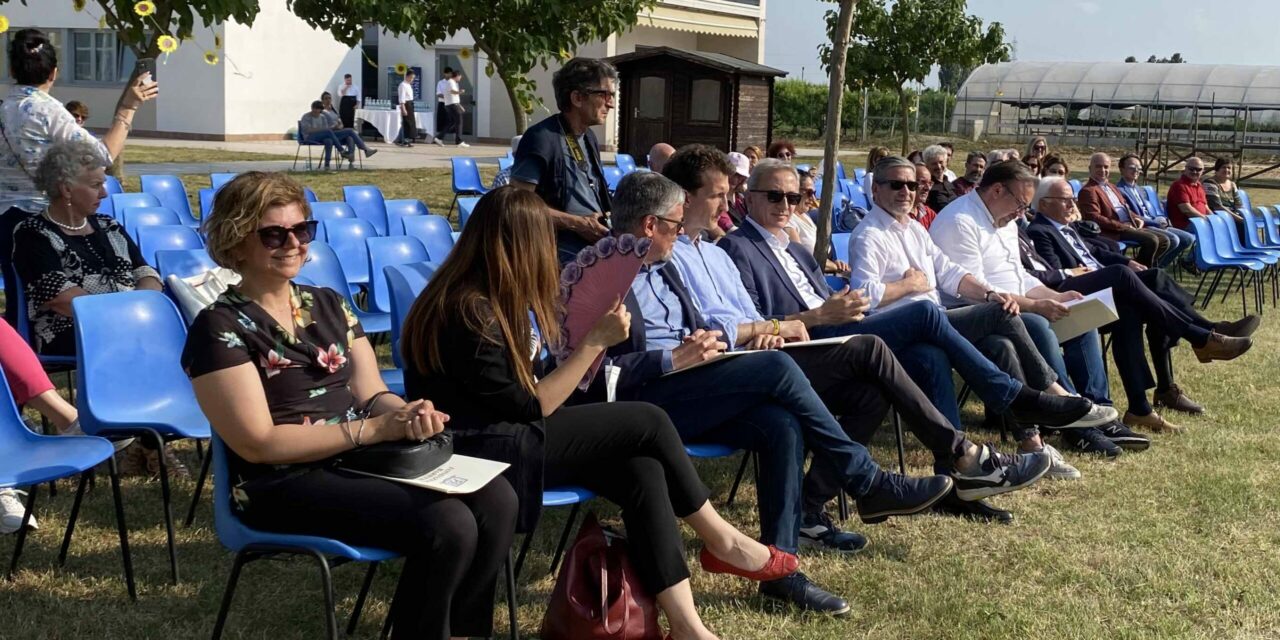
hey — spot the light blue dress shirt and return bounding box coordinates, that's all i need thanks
[670,235,763,349]
[630,262,687,372]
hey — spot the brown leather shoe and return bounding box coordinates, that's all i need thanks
[1193,332,1252,363]
[1123,410,1183,434]
[1214,315,1261,338]
[1153,384,1205,415]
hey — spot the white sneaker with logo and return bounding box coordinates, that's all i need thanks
[0,489,37,535]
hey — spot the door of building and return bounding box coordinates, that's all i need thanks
[625,73,671,161]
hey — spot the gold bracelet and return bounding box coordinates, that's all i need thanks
[354,416,368,446]
[771,318,780,335]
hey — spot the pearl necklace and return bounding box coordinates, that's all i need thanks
[43,209,88,232]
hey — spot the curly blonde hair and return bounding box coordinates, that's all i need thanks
[203,171,311,269]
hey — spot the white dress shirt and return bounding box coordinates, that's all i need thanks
[338,83,361,101]
[443,79,462,106]
[398,81,415,104]
[929,190,1043,298]
[847,203,974,313]
[745,217,826,310]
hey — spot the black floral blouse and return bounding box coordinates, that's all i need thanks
[181,283,365,511]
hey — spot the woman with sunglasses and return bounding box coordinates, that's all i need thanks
[786,170,849,274]
[184,171,517,640]
[1023,136,1049,173]
[766,139,797,165]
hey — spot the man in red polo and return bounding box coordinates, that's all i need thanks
[1165,157,1208,230]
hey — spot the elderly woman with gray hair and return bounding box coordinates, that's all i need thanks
[11,140,160,357]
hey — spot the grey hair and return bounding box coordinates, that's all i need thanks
[611,171,686,234]
[922,144,948,163]
[986,149,1010,165]
[34,140,110,198]
[872,155,915,179]
[746,158,797,191]
[552,57,618,112]
[1031,175,1070,210]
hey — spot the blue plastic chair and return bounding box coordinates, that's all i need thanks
[10,272,77,370]
[615,153,637,174]
[104,175,123,195]
[210,172,238,190]
[310,201,357,226]
[401,215,454,262]
[835,160,847,181]
[1237,189,1252,214]
[156,248,217,282]
[140,174,198,226]
[208,434,398,639]
[1259,207,1280,246]
[1211,211,1278,265]
[343,185,390,236]
[1068,179,1082,196]
[298,241,390,334]
[110,192,161,218]
[1241,209,1280,250]
[603,165,624,193]
[366,236,429,314]
[1187,217,1264,315]
[457,196,481,227]
[832,232,851,263]
[498,156,514,172]
[385,262,438,369]
[199,187,216,221]
[304,187,319,203]
[137,224,203,268]
[73,291,213,584]
[383,199,429,236]
[323,218,378,291]
[1143,185,1165,217]
[96,195,115,217]
[121,206,182,240]
[0,366,136,598]
[854,168,866,181]
[293,120,329,171]
[513,485,597,580]
[449,157,488,215]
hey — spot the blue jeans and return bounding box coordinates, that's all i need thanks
[1155,225,1195,268]
[330,128,370,155]
[812,301,1024,429]
[635,351,880,554]
[302,131,337,165]
[1021,312,1113,405]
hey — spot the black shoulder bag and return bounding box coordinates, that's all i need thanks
[336,391,454,479]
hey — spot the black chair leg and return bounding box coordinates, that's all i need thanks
[185,443,213,527]
[211,550,252,640]
[148,429,180,584]
[893,412,907,474]
[726,451,753,506]
[380,602,394,639]
[346,562,379,636]
[956,383,972,408]
[836,490,850,521]
[505,552,519,640]
[107,454,137,601]
[305,549,339,640]
[58,472,91,565]
[196,439,205,463]
[6,484,37,579]
[513,524,537,579]
[549,503,581,577]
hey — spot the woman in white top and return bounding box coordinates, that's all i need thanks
[786,171,850,274]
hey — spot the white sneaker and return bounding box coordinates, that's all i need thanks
[457,141,470,148]
[432,138,445,147]
[62,419,135,452]
[1039,443,1082,480]
[0,489,37,534]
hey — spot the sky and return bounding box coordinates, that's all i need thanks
[764,0,1280,86]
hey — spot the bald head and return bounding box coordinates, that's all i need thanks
[1088,152,1112,184]
[648,143,676,173]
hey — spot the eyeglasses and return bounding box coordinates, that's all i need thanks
[778,151,793,158]
[651,214,684,233]
[1007,187,1031,213]
[257,220,319,249]
[1040,196,1074,205]
[750,189,803,205]
[1033,145,1047,151]
[1186,167,1205,173]
[801,188,816,197]
[581,89,617,101]
[876,180,919,192]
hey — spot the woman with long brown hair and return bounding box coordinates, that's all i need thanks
[402,187,799,640]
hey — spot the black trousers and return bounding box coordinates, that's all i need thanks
[790,335,967,514]
[0,205,35,329]
[241,468,517,640]
[543,402,710,596]
[400,100,417,143]
[339,96,358,130]
[437,104,463,143]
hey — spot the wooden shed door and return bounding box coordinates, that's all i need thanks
[626,73,671,162]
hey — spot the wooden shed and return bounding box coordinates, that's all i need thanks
[603,47,787,160]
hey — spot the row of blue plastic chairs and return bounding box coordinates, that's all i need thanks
[450,153,644,204]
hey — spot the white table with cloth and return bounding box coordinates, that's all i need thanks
[355,108,435,143]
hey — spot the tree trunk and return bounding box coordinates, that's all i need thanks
[475,39,530,134]
[899,88,911,156]
[813,0,859,265]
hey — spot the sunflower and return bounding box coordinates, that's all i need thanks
[134,1,156,17]
[98,15,108,29]
[0,16,9,35]
[72,0,87,11]
[394,63,408,75]
[203,51,219,66]
[458,48,472,61]
[156,35,178,53]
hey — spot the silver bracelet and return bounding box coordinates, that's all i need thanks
[354,416,368,446]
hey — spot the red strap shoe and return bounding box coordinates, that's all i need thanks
[698,544,798,582]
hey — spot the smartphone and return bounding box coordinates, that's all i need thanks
[134,57,156,82]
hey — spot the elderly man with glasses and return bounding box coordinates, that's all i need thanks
[1114,153,1193,268]
[1165,157,1211,232]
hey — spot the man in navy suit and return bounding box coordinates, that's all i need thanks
[1025,177,1257,431]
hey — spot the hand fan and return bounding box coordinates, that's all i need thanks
[552,233,653,390]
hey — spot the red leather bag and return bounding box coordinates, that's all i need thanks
[540,514,664,640]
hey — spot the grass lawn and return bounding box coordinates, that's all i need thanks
[6,159,1280,639]
[121,146,294,164]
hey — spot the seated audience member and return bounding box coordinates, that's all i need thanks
[781,170,848,273]
[1024,178,1257,429]
[64,100,88,125]
[664,145,1049,526]
[319,91,339,116]
[1166,157,1209,231]
[986,149,1011,166]
[938,142,958,182]
[1114,153,1192,268]
[1040,154,1069,178]
[489,135,522,189]
[767,139,797,165]
[648,142,676,174]
[1077,152,1170,267]
[319,95,377,166]
[1023,136,1048,174]
[299,100,341,169]
[922,145,958,211]
[721,158,1109,478]
[185,172,515,640]
[720,151,751,232]
[952,150,985,197]
[401,186,795,636]
[511,57,613,262]
[911,162,939,229]
[13,140,161,357]
[1203,157,1248,237]
[906,150,924,164]
[603,171,957,614]
[742,145,762,171]
[862,145,891,195]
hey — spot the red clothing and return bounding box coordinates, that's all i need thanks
[1166,176,1208,230]
[912,204,937,229]
[952,176,977,196]
[0,319,54,405]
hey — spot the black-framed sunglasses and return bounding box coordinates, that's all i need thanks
[257,220,319,249]
[877,180,919,192]
[750,189,803,205]
[651,214,684,233]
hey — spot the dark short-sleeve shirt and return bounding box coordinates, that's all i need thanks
[182,283,365,508]
[511,114,612,258]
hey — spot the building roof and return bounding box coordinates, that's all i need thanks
[957,61,1280,110]
[604,47,787,78]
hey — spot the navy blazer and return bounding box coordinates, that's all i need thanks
[717,220,832,320]
[1026,212,1130,271]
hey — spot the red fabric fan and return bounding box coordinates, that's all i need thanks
[553,234,652,390]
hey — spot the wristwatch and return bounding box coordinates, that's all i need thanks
[983,290,996,301]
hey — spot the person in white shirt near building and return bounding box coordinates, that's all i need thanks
[337,73,361,129]
[396,69,417,147]
[433,68,467,147]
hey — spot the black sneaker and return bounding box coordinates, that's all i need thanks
[855,472,953,524]
[799,510,868,554]
[1097,421,1151,451]
[759,571,851,616]
[1063,427,1122,458]
[951,444,1051,501]
[932,490,1013,524]
[365,148,378,158]
[1009,390,1094,428]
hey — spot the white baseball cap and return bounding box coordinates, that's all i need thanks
[727,152,750,178]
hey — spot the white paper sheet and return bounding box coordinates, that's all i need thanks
[1051,288,1119,342]
[345,455,510,494]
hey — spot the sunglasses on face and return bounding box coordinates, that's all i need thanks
[802,188,816,197]
[1033,145,1046,151]
[1187,167,1204,173]
[877,180,919,192]
[750,189,802,205]
[257,220,319,249]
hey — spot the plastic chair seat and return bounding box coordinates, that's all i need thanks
[380,369,404,396]
[684,443,738,458]
[0,433,115,487]
[543,486,596,507]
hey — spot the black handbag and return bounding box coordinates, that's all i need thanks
[335,391,454,479]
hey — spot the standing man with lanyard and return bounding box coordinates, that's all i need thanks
[510,57,614,262]
[396,69,417,147]
[337,73,360,130]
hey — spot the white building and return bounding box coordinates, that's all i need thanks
[1,0,765,148]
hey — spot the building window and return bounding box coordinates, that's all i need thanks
[69,29,137,84]
[689,78,722,123]
[637,76,667,119]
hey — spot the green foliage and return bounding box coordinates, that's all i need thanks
[773,79,955,140]
[1143,53,1187,63]
[288,0,656,133]
[937,62,973,94]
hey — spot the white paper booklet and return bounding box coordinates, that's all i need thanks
[347,455,510,494]
[1051,288,1119,342]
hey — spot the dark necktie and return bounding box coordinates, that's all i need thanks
[1061,227,1100,269]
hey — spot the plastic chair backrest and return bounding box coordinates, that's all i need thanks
[96,196,115,217]
[122,206,182,239]
[603,166,624,191]
[303,187,318,203]
[1187,217,1221,267]
[385,262,438,369]
[832,232,851,263]
[796,164,812,175]
[210,173,238,190]
[615,154,637,174]
[1214,211,1272,259]
[198,188,215,220]
[1207,212,1254,261]
[342,185,390,236]
[310,201,357,224]
[155,248,217,281]
[401,215,455,261]
[110,193,161,218]
[1143,185,1165,216]
[383,199,429,236]
[1240,209,1272,249]
[458,196,481,227]
[1068,179,1082,196]
[298,241,360,303]
[323,218,377,285]
[137,224,203,267]
[835,161,847,182]
[139,174,196,223]
[1237,189,1252,214]
[366,236,429,313]
[854,168,866,181]
[1259,207,1280,246]
[451,157,486,194]
[498,156,514,172]
[104,175,124,196]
